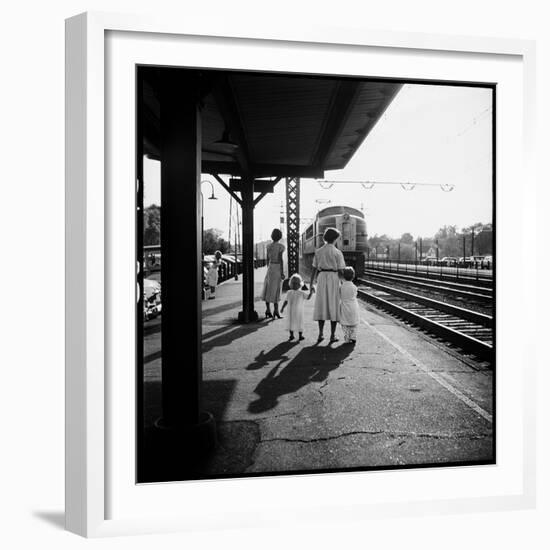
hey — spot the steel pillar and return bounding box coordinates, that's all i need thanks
[155,69,215,460]
[285,177,300,277]
[238,176,258,323]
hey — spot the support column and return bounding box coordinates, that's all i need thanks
[158,69,215,442]
[285,177,300,279]
[238,176,258,323]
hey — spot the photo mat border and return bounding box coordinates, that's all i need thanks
[135,65,498,483]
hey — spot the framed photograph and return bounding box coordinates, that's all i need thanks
[66,11,536,537]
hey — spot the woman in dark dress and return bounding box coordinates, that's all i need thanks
[261,229,285,318]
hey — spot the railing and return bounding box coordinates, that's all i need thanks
[202,257,268,298]
[364,258,493,283]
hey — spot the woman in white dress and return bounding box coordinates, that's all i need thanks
[308,227,346,342]
[261,228,285,319]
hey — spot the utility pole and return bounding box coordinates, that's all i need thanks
[234,205,238,280]
[236,205,241,276]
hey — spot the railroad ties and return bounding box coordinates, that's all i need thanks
[357,269,494,363]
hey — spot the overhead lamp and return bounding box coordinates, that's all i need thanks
[201,180,218,200]
[211,128,239,153]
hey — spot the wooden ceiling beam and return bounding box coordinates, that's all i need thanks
[202,161,324,179]
[211,75,252,176]
[311,81,362,169]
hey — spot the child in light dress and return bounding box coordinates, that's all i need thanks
[280,274,314,341]
[206,262,219,299]
[339,267,360,344]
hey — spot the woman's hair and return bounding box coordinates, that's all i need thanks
[271,228,283,242]
[343,266,355,281]
[289,273,303,288]
[323,227,340,243]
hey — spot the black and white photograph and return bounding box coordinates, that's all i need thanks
[136,67,495,483]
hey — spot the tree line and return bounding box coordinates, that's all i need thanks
[144,205,492,260]
[143,204,231,254]
[367,222,493,260]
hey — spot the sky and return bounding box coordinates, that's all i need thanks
[143,82,493,242]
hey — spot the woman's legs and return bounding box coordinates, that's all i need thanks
[330,321,338,342]
[265,301,272,318]
[273,302,281,319]
[317,320,325,341]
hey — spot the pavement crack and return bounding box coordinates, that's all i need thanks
[259,430,492,445]
[260,430,385,444]
[241,410,299,422]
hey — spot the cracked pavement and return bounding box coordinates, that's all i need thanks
[143,267,494,478]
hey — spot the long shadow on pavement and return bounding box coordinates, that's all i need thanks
[248,343,355,414]
[202,296,264,318]
[246,341,297,371]
[201,320,268,353]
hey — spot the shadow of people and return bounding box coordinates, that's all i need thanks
[246,341,297,371]
[248,343,354,414]
[202,321,266,353]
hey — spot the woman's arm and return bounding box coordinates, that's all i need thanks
[278,248,284,278]
[337,250,346,278]
[309,267,317,297]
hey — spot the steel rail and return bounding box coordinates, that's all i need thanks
[363,270,493,302]
[364,267,493,295]
[357,288,494,362]
[364,261,494,287]
[357,278,493,328]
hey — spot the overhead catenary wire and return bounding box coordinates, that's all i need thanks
[316,179,455,192]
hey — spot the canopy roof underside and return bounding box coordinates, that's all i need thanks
[142,68,402,179]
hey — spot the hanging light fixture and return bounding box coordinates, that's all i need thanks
[210,127,239,154]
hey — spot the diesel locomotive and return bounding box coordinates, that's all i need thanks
[300,205,368,277]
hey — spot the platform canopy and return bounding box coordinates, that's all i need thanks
[142,69,402,179]
[137,67,403,464]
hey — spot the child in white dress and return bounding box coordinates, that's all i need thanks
[206,262,219,299]
[280,274,314,341]
[339,267,360,344]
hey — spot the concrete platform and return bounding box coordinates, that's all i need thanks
[142,267,494,480]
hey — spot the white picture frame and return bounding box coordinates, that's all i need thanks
[65,11,537,537]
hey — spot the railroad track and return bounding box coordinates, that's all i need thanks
[363,269,493,304]
[364,263,494,288]
[357,278,494,362]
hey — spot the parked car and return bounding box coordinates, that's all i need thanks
[482,255,493,269]
[458,256,485,268]
[143,278,161,320]
[440,256,457,266]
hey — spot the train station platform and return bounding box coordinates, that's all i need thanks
[142,266,494,480]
